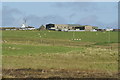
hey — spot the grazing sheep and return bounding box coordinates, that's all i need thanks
[3,40,7,43]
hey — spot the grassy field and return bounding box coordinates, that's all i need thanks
[2,30,119,78]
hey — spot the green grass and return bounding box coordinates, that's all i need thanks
[2,30,119,76]
[2,30,118,43]
[2,43,83,56]
[2,44,118,72]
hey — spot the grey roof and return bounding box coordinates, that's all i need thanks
[68,24,81,26]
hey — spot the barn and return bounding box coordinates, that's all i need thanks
[46,24,94,31]
[46,24,69,31]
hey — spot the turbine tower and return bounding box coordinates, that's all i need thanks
[21,17,27,28]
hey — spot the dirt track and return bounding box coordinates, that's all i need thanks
[2,68,118,78]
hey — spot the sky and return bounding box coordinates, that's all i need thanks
[1,2,118,28]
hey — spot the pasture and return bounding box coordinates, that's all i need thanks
[2,30,119,78]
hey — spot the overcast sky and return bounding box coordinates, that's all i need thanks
[2,2,118,28]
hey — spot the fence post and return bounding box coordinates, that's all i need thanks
[41,39,42,44]
[53,40,55,46]
[69,40,70,46]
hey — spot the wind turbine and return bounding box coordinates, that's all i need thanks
[21,17,27,28]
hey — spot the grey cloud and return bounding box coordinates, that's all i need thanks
[42,15,67,24]
[26,15,67,27]
[2,6,23,27]
[52,2,98,12]
[76,15,118,28]
[3,6,22,14]
[2,6,67,27]
[76,15,100,25]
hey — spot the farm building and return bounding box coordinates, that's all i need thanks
[113,29,120,31]
[20,26,36,30]
[95,29,105,32]
[1,21,35,30]
[0,27,19,30]
[38,25,46,30]
[46,24,95,31]
[73,25,93,31]
[46,24,69,31]
[20,23,35,30]
[0,26,36,30]
[105,28,114,31]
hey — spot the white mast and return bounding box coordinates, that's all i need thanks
[21,17,27,28]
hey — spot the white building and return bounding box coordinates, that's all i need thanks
[20,23,35,30]
[21,24,26,28]
[106,29,113,31]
